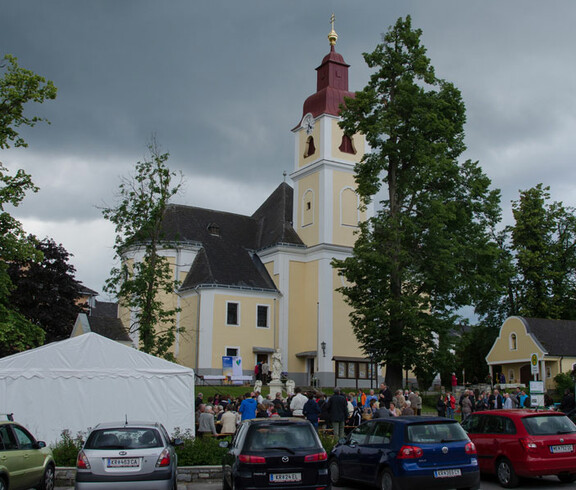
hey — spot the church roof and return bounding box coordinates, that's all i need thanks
[298,44,355,126]
[522,317,576,356]
[161,183,303,292]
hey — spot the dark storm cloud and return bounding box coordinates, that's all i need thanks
[3,0,576,291]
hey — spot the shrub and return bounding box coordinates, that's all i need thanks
[51,429,85,466]
[554,372,575,396]
[172,428,231,466]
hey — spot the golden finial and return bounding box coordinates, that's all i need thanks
[328,13,338,46]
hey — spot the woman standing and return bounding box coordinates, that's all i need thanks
[436,394,446,417]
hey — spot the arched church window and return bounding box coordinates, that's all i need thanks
[340,187,359,227]
[509,333,517,351]
[339,134,356,154]
[304,136,316,158]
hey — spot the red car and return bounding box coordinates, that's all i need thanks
[461,409,576,488]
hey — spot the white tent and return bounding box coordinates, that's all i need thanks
[0,332,195,444]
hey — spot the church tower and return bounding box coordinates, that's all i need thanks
[290,18,366,249]
[285,18,368,385]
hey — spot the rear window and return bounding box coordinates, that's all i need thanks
[407,422,468,443]
[85,428,163,449]
[245,424,319,451]
[522,415,576,436]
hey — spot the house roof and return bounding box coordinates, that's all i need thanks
[90,300,118,318]
[86,316,132,343]
[160,183,303,292]
[523,317,576,356]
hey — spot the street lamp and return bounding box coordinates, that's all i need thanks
[321,341,326,358]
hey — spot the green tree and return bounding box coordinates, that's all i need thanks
[0,54,57,355]
[8,236,84,343]
[507,184,576,319]
[1,54,57,149]
[103,141,182,360]
[333,17,504,389]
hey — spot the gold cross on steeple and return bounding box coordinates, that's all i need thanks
[328,13,338,46]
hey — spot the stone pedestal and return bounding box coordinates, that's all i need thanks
[268,379,284,396]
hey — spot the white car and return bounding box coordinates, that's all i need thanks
[75,421,182,489]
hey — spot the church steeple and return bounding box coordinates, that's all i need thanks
[300,15,355,121]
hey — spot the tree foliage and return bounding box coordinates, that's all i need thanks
[0,54,56,356]
[8,236,84,343]
[1,54,57,149]
[508,184,576,319]
[333,17,504,389]
[103,141,182,360]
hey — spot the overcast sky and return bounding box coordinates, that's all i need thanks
[3,1,576,298]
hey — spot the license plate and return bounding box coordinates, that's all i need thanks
[550,444,573,453]
[434,469,462,478]
[269,473,302,483]
[107,458,140,468]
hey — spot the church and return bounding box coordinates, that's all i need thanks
[118,24,374,387]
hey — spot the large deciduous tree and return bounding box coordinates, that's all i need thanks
[333,17,504,389]
[507,184,576,319]
[8,236,84,343]
[0,54,57,355]
[103,141,182,360]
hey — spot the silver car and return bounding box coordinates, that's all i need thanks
[75,421,182,489]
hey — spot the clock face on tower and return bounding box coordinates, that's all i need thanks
[303,113,315,135]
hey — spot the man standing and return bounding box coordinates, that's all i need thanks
[378,383,393,409]
[326,388,349,439]
[239,392,258,421]
[289,387,308,417]
[489,389,503,409]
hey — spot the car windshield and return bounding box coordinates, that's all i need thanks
[85,428,163,449]
[522,415,576,435]
[407,422,468,443]
[244,424,318,451]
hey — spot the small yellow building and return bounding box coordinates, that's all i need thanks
[486,316,576,391]
[118,29,375,387]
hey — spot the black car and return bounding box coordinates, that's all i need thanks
[220,417,330,490]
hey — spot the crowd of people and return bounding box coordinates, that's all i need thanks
[195,384,576,437]
[193,383,423,437]
[436,386,576,421]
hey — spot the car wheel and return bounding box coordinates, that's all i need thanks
[558,473,576,483]
[39,464,55,490]
[329,459,343,486]
[223,472,233,490]
[0,477,6,490]
[496,458,519,488]
[379,468,396,490]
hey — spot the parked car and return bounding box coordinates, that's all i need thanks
[220,417,330,490]
[0,417,55,490]
[329,416,480,490]
[461,409,576,487]
[75,421,182,489]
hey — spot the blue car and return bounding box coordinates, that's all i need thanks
[329,416,480,490]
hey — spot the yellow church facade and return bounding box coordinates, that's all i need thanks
[118,31,375,387]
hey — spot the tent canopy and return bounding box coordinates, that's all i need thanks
[0,333,195,444]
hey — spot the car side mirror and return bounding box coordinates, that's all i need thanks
[35,441,46,449]
[219,440,230,448]
[172,438,184,446]
[338,437,347,445]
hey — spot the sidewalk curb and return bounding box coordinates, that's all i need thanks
[56,465,223,487]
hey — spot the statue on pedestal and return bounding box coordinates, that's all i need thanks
[271,349,282,381]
